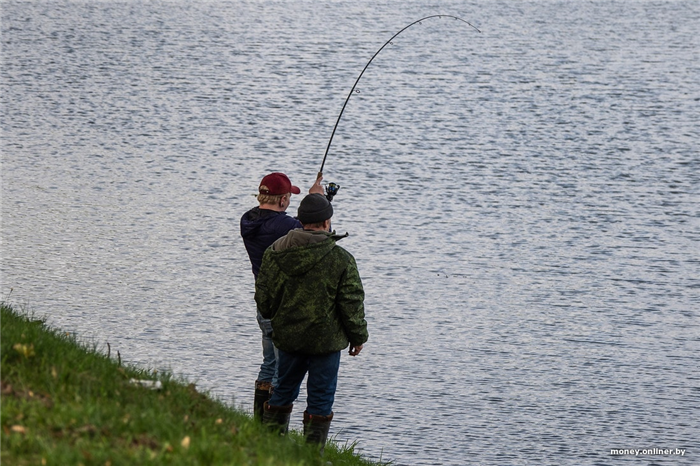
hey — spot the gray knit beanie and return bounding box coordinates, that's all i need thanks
[297,193,333,224]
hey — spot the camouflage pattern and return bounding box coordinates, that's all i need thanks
[255,230,368,355]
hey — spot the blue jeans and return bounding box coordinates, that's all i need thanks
[268,349,341,416]
[256,311,279,387]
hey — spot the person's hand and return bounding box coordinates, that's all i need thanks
[309,174,324,195]
[348,344,363,356]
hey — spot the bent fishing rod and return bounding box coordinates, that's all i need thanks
[318,14,481,201]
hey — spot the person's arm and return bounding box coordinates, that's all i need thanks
[303,175,331,230]
[255,250,277,319]
[309,174,324,195]
[336,255,369,352]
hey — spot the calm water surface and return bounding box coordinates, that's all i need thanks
[2,1,699,464]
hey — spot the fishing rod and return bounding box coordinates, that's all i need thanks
[318,14,481,200]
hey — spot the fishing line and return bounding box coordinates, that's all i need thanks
[318,15,481,178]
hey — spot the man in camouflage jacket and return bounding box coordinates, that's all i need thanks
[255,193,368,452]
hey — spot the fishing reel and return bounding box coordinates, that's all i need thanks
[325,182,340,202]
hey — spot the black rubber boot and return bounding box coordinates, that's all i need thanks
[253,380,272,421]
[303,411,333,454]
[262,402,293,435]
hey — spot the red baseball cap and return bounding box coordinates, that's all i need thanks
[258,172,301,195]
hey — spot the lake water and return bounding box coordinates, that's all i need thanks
[2,1,699,464]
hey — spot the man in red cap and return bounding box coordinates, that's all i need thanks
[240,172,324,419]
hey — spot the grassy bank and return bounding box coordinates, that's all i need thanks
[1,303,384,466]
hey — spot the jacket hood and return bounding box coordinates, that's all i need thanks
[270,230,337,276]
[241,207,301,239]
[240,207,268,238]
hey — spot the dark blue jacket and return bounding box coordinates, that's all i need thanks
[240,207,302,277]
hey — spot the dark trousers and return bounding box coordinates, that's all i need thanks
[268,349,341,416]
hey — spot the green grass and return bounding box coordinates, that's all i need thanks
[1,303,386,466]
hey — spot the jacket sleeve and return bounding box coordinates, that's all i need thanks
[336,255,369,346]
[255,249,276,319]
[273,214,302,237]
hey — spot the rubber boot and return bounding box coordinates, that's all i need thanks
[253,380,272,421]
[262,402,293,435]
[303,411,333,454]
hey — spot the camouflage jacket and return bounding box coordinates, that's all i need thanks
[255,229,368,355]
